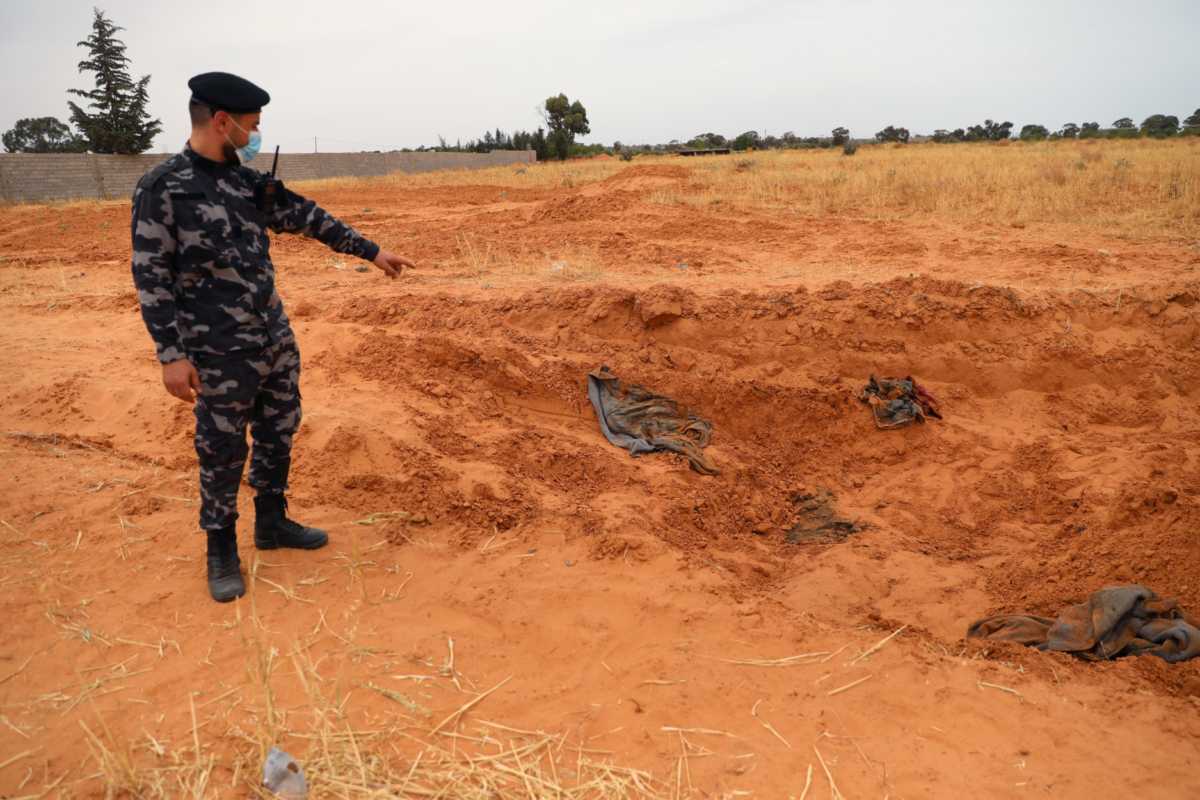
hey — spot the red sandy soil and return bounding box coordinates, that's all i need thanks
[1,163,1199,797]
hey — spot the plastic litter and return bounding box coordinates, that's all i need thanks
[263,746,307,799]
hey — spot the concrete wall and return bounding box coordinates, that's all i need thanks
[0,150,536,204]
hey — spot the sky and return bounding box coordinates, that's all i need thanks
[1,0,1198,153]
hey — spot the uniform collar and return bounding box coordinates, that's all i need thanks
[184,142,237,173]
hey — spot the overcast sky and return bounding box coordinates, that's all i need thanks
[2,0,1197,153]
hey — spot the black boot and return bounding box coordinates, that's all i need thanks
[254,493,328,550]
[206,527,245,602]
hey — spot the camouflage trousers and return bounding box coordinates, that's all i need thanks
[193,340,302,531]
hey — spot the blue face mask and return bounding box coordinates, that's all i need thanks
[238,131,262,164]
[227,120,262,163]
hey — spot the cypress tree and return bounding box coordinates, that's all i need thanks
[67,8,162,153]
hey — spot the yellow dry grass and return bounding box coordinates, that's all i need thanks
[302,138,1200,238]
[302,157,625,192]
[76,643,665,799]
[675,139,1200,235]
[54,552,665,799]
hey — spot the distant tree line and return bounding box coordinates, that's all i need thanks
[388,106,1196,161]
[424,93,595,161]
[589,110,1197,159]
[996,113,1199,143]
[429,128,550,159]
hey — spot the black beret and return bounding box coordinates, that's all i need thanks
[188,72,270,113]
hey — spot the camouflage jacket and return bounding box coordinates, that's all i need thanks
[130,144,379,363]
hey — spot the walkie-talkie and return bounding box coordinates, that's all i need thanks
[257,145,286,214]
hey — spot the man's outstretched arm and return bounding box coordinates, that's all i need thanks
[266,184,416,278]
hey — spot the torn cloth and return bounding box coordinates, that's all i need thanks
[587,366,718,475]
[860,375,942,429]
[785,489,861,543]
[967,585,1200,663]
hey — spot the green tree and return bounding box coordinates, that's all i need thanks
[965,120,1013,141]
[2,116,88,152]
[126,72,158,152]
[874,125,909,143]
[1059,122,1080,139]
[530,128,549,161]
[1112,117,1135,129]
[830,126,849,146]
[1019,124,1049,141]
[932,128,965,143]
[731,130,761,150]
[1079,122,1101,139]
[543,93,590,160]
[67,8,162,154]
[1140,114,1179,138]
[1182,108,1200,135]
[687,132,727,149]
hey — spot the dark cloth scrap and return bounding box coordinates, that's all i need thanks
[967,585,1200,663]
[586,366,718,475]
[860,375,942,429]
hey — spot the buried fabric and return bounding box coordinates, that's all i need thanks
[967,585,1200,663]
[860,375,942,430]
[785,489,862,543]
[586,366,718,475]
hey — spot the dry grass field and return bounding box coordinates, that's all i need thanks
[332,138,1200,233]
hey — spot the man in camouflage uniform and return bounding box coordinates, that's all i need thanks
[131,72,414,602]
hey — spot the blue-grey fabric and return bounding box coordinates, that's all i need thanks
[587,366,718,475]
[967,585,1200,663]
